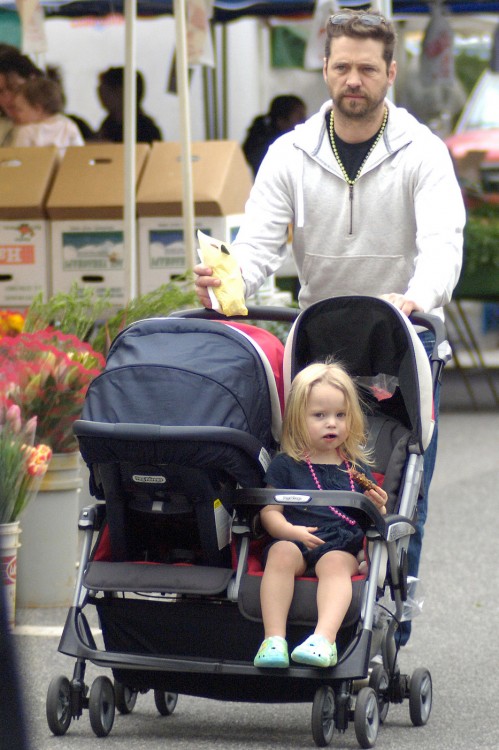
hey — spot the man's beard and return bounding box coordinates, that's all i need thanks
[334,90,387,120]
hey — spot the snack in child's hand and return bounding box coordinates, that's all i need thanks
[197,230,248,317]
[349,468,377,492]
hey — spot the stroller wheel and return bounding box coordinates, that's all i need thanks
[154,690,178,716]
[354,687,379,749]
[88,676,116,737]
[114,679,138,714]
[46,675,72,736]
[369,664,390,724]
[409,667,432,726]
[311,685,335,747]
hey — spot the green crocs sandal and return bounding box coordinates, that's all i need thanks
[291,635,337,667]
[254,636,289,668]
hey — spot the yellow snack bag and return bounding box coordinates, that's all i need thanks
[197,230,248,317]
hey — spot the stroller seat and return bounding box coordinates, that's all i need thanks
[235,411,412,638]
[76,316,284,580]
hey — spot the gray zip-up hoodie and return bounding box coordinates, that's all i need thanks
[231,99,465,319]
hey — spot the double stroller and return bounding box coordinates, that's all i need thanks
[46,295,446,748]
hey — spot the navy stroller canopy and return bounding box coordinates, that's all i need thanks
[83,318,274,445]
[78,318,280,489]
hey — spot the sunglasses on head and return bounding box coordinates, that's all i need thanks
[329,12,386,28]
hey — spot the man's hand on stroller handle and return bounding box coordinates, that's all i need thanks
[194,263,220,309]
[380,293,423,317]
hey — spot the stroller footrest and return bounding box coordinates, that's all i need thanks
[83,561,234,595]
[238,573,365,627]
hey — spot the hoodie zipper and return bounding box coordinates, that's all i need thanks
[349,184,354,235]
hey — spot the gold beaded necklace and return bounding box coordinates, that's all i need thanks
[329,107,388,186]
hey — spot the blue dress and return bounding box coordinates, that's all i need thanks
[262,453,374,566]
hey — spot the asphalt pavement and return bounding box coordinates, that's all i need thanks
[10,372,499,750]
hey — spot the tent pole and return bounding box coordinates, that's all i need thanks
[124,0,137,300]
[174,0,196,272]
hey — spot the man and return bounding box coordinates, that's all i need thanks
[95,67,162,144]
[194,9,465,644]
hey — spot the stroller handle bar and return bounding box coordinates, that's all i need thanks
[169,305,299,323]
[73,420,269,463]
[234,487,415,543]
[171,306,445,341]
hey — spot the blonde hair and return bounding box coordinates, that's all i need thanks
[281,361,371,466]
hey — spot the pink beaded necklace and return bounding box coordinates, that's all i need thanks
[304,453,357,526]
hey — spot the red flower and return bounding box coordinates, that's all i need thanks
[0,329,104,453]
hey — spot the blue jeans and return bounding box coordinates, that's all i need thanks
[397,330,441,646]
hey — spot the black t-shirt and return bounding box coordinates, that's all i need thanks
[326,111,379,182]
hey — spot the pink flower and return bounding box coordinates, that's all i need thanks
[6,404,22,434]
[0,329,104,453]
[0,404,52,522]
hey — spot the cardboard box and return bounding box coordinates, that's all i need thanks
[136,140,252,217]
[0,146,59,307]
[46,144,149,304]
[137,215,244,295]
[46,143,150,219]
[49,218,131,304]
[136,141,251,294]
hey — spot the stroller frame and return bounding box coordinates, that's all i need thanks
[47,298,447,747]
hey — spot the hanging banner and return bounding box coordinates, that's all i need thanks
[420,0,454,86]
[404,0,466,136]
[304,0,339,70]
[186,0,214,67]
[15,0,47,54]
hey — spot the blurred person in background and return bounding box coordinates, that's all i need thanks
[11,76,84,151]
[0,50,43,145]
[243,95,307,178]
[95,66,162,144]
[0,582,29,750]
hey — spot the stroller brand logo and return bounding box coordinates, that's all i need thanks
[132,474,166,484]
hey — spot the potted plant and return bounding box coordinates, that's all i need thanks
[22,282,113,343]
[454,205,499,300]
[0,403,51,626]
[0,329,105,454]
[0,331,105,607]
[0,403,52,524]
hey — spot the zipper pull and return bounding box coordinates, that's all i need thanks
[349,184,354,235]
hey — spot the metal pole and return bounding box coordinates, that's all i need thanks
[124,0,137,299]
[174,0,196,271]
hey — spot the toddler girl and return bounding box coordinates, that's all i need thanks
[11,77,84,150]
[254,361,387,669]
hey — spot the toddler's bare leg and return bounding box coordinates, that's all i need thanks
[314,550,359,644]
[260,541,306,638]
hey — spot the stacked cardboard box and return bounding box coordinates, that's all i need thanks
[45,143,149,306]
[136,141,252,295]
[0,146,58,308]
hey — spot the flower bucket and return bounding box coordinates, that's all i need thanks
[0,521,21,628]
[40,452,82,491]
[16,453,83,608]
